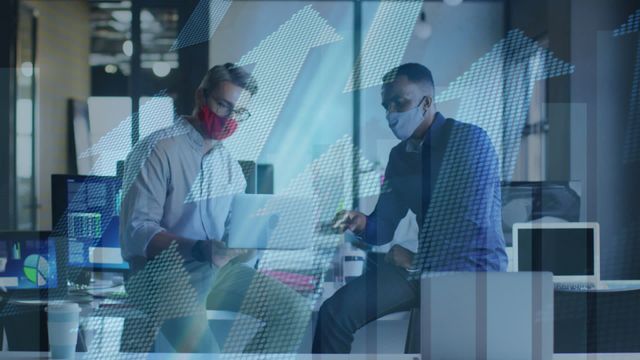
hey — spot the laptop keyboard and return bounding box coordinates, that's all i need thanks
[554,282,597,291]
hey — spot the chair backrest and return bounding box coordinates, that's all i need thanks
[421,271,553,360]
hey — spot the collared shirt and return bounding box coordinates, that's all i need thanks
[119,116,246,298]
[364,112,507,272]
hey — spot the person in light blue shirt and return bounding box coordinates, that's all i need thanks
[313,63,508,353]
[120,63,306,353]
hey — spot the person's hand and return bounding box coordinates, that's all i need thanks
[385,245,415,269]
[332,210,367,234]
[210,240,251,268]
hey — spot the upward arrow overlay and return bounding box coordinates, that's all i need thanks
[437,29,574,180]
[170,0,231,51]
[614,9,640,163]
[80,90,176,177]
[614,9,640,37]
[219,135,381,355]
[184,5,342,203]
[344,0,423,92]
[223,5,342,162]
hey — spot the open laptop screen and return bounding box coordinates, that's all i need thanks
[0,232,58,289]
[517,228,594,276]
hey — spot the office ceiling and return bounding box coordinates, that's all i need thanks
[89,1,178,75]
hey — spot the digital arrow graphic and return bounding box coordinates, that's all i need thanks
[218,135,382,356]
[185,5,343,203]
[614,9,640,163]
[170,0,232,51]
[226,5,343,161]
[344,0,423,92]
[437,29,575,180]
[79,90,176,178]
[410,29,574,277]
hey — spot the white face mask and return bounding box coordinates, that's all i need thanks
[386,97,427,141]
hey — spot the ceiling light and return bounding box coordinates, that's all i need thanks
[111,10,131,23]
[140,9,154,23]
[414,10,432,40]
[20,62,34,77]
[152,62,171,77]
[105,64,118,74]
[122,40,133,57]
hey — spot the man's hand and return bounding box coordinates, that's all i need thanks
[210,240,251,268]
[332,210,367,234]
[385,245,415,270]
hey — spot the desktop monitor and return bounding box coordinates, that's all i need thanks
[52,174,129,272]
[501,181,581,246]
[0,231,59,291]
[512,222,600,283]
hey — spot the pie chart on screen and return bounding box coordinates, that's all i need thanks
[23,254,48,286]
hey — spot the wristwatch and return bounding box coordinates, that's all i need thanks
[191,240,209,263]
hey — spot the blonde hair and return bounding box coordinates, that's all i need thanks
[194,63,258,113]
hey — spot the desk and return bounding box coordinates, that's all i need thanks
[555,287,640,353]
[0,352,419,359]
[0,352,638,359]
[3,283,640,354]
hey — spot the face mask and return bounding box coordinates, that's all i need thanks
[386,97,427,141]
[198,105,238,140]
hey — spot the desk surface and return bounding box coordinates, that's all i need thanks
[0,352,638,359]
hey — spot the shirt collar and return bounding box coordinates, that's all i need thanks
[180,116,221,152]
[425,112,446,145]
[404,112,447,153]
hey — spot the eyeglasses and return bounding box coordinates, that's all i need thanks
[383,96,426,115]
[206,92,252,122]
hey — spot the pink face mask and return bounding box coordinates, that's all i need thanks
[197,105,238,140]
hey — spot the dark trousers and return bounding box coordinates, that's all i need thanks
[312,257,420,353]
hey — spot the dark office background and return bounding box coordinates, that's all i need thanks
[1,0,639,280]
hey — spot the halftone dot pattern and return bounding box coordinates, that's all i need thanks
[344,0,423,92]
[409,122,502,279]
[224,5,343,162]
[183,142,247,203]
[0,95,181,318]
[613,10,640,163]
[600,220,640,279]
[81,90,176,177]
[623,40,640,162]
[554,287,640,352]
[437,29,574,180]
[170,0,231,51]
[87,243,203,358]
[613,9,640,37]
[121,117,190,200]
[217,136,381,356]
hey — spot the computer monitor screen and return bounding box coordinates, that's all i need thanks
[0,232,58,289]
[52,175,128,271]
[517,228,594,276]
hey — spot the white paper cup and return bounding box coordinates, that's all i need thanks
[46,302,81,359]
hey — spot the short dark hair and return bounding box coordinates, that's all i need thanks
[382,63,434,91]
[198,63,258,97]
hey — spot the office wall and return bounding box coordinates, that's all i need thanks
[569,0,640,279]
[23,0,91,230]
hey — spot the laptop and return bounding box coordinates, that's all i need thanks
[421,271,554,360]
[512,222,601,290]
[227,194,313,250]
[0,231,68,301]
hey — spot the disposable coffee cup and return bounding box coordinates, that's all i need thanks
[46,302,81,359]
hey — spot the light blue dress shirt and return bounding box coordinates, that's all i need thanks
[120,116,246,299]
